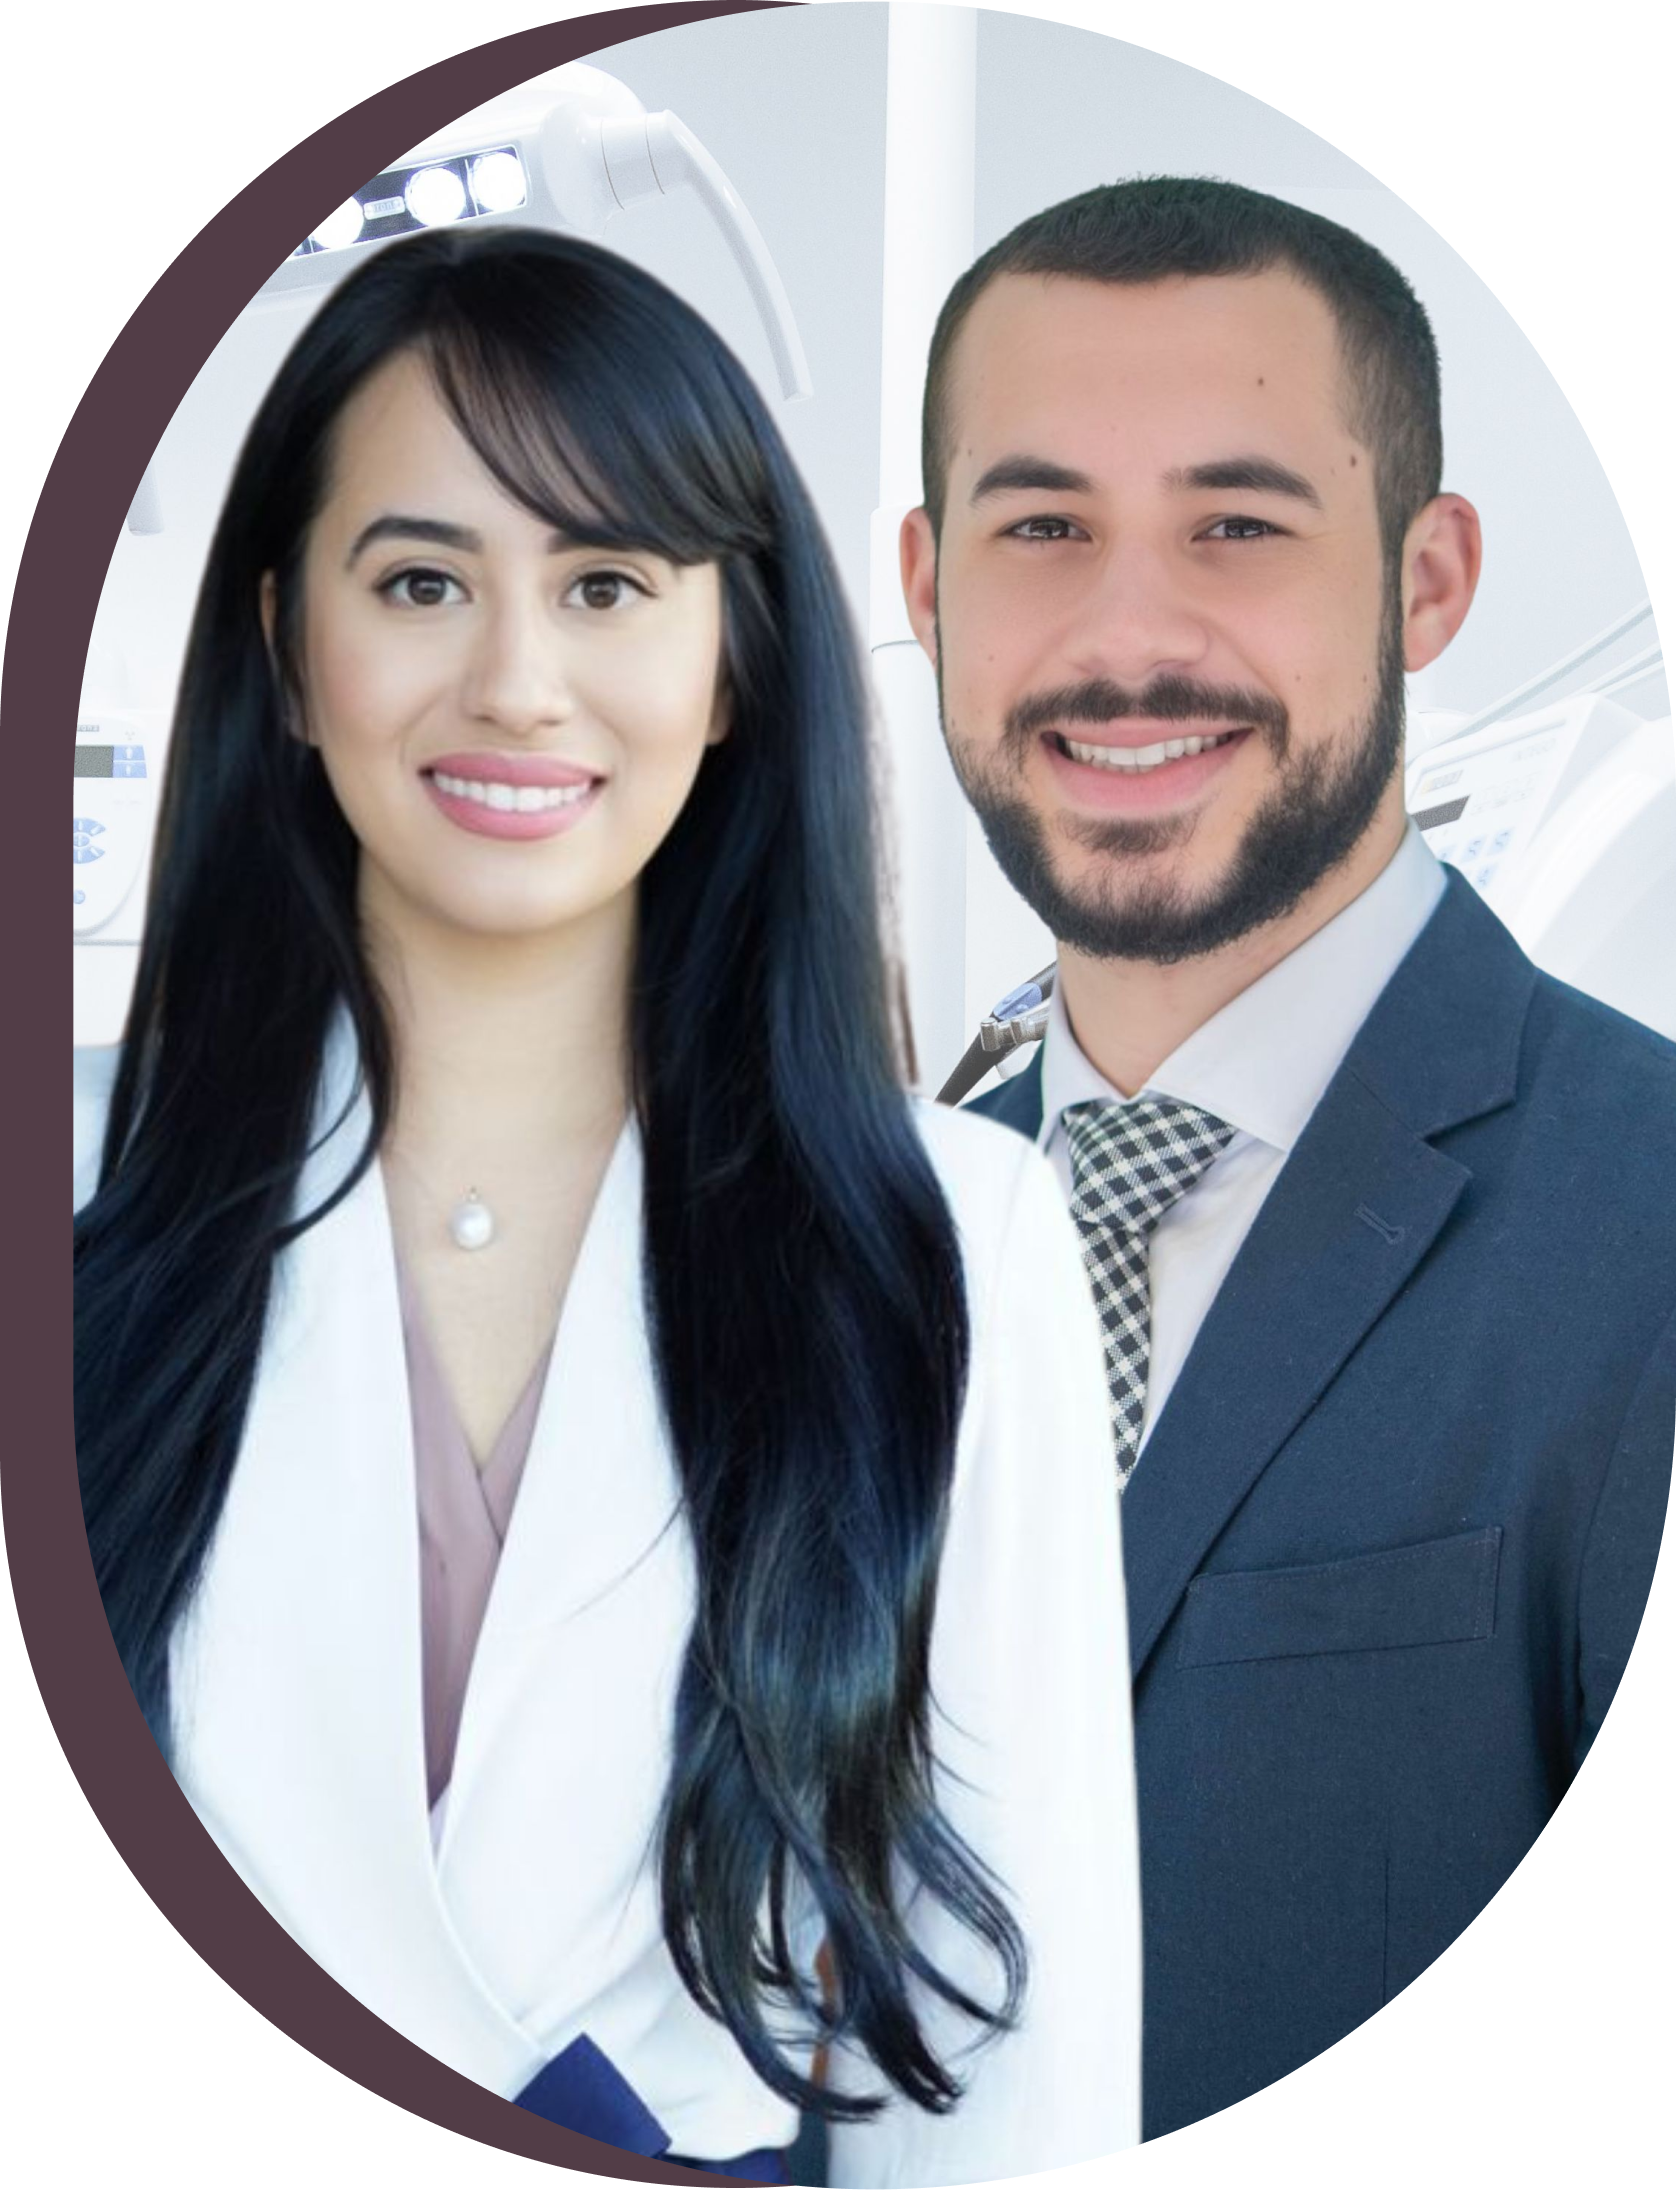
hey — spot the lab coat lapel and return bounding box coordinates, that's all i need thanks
[439,1120,685,1801]
[1121,877,1535,1680]
[172,1031,544,2089]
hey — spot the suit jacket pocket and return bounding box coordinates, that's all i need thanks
[1178,1526,1502,1668]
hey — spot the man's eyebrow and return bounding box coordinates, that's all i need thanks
[1166,457,1324,509]
[966,453,1326,510]
[968,455,1095,504]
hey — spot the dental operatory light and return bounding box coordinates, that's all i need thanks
[469,149,528,213]
[288,147,524,263]
[266,64,810,401]
[404,163,468,228]
[308,198,365,253]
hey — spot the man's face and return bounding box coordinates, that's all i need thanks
[908,269,1408,963]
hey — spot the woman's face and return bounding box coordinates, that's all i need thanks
[287,351,728,951]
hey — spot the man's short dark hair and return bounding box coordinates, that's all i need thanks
[922,176,1442,556]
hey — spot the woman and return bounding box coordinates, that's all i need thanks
[72,227,1138,2183]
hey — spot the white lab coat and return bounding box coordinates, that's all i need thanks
[73,1027,1140,2184]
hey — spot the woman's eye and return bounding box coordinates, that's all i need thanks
[568,569,646,611]
[1202,516,1278,542]
[379,567,462,608]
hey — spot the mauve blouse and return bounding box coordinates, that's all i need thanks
[396,1261,555,1808]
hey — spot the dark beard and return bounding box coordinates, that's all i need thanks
[943,601,1408,966]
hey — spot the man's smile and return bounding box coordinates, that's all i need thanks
[1037,721,1256,815]
[1053,727,1248,773]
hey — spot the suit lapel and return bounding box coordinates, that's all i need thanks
[965,1048,1046,1135]
[1120,1076,1470,1675]
[1124,874,1537,1678]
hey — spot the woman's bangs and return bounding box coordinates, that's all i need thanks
[422,317,764,570]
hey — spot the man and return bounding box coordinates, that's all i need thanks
[901,178,1676,2139]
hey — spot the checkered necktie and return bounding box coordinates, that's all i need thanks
[1062,1096,1236,1484]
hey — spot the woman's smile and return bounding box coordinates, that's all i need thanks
[421,748,607,839]
[420,762,604,845]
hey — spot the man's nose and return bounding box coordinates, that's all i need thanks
[461,594,576,737]
[1059,541,1213,692]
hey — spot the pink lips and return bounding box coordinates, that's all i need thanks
[426,750,599,789]
[422,750,605,842]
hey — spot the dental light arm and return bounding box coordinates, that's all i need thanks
[937,966,1058,1105]
[597,111,812,401]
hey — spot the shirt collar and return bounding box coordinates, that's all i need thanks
[1039,822,1446,1156]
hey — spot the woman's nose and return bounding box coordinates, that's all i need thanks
[461,594,576,736]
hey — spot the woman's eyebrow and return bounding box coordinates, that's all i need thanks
[345,515,484,568]
[344,515,609,567]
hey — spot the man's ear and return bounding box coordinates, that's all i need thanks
[1402,494,1482,674]
[899,507,939,668]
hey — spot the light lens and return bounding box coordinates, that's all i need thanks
[405,165,467,228]
[470,150,527,214]
[309,198,365,253]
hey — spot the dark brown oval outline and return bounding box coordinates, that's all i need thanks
[9,8,1665,2181]
[13,8,797,2181]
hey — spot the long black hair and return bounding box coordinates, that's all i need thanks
[73,226,1022,2117]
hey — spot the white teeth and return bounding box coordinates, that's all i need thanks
[1062,731,1235,772]
[430,770,593,811]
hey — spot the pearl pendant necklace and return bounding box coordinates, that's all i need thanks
[448,1189,497,1252]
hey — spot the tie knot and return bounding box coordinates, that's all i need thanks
[1062,1095,1236,1239]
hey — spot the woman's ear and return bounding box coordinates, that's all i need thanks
[705,679,731,748]
[260,573,310,745]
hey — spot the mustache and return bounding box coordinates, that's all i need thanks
[1005,675,1290,746]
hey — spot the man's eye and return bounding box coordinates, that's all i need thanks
[1006,516,1081,542]
[378,567,462,608]
[1202,517,1278,542]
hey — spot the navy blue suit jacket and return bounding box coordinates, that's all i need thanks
[970,871,1676,2139]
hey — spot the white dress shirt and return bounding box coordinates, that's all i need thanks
[1040,824,1446,1458]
